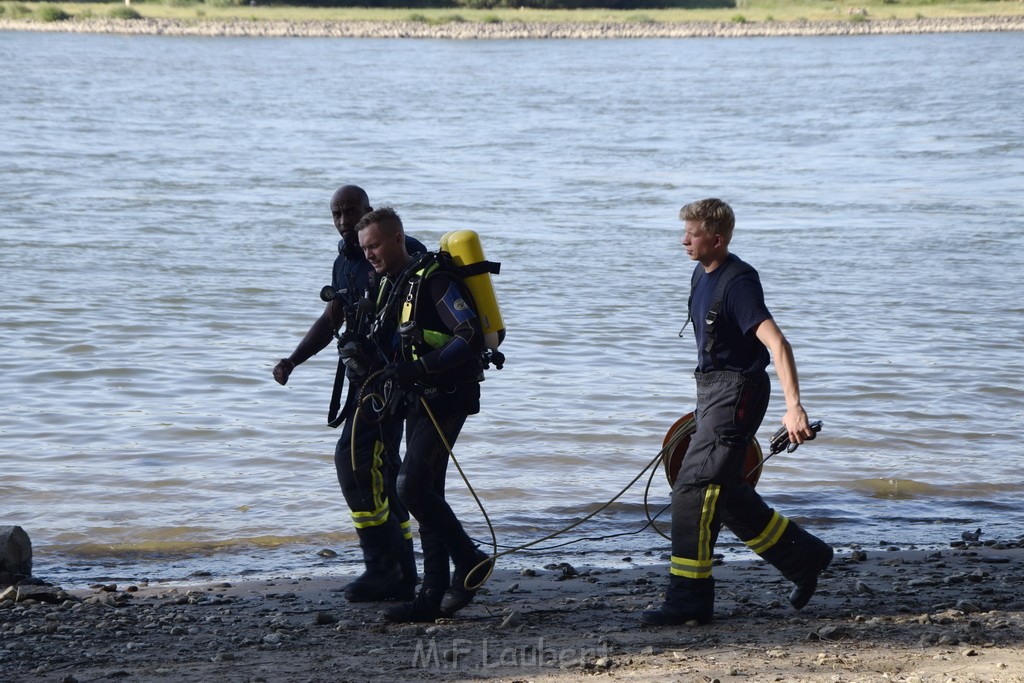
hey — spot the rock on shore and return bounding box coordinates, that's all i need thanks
[0,526,32,588]
[2,15,1023,38]
[2,544,1024,682]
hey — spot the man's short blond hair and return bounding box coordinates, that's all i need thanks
[680,198,735,243]
[355,206,404,237]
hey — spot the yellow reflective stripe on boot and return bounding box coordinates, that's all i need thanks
[350,439,391,529]
[400,520,413,541]
[670,484,720,579]
[744,511,790,555]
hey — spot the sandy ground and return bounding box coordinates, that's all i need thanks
[3,541,1023,682]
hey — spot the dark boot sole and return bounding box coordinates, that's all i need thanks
[639,607,712,627]
[789,544,833,610]
[440,553,494,616]
[383,603,441,623]
[345,587,416,603]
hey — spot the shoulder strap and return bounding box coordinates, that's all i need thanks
[678,265,705,337]
[454,260,500,278]
[398,251,469,356]
[703,259,755,365]
[419,251,479,309]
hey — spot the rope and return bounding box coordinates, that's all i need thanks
[350,369,693,591]
[346,367,812,594]
[440,416,689,589]
[417,396,497,591]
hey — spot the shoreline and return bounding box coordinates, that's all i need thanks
[4,544,1024,681]
[3,14,1024,38]
[28,533,1000,593]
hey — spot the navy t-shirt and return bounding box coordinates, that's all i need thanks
[689,254,772,376]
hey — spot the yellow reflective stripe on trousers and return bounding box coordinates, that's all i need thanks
[349,438,390,529]
[744,511,789,555]
[670,555,714,579]
[400,519,413,541]
[670,484,720,579]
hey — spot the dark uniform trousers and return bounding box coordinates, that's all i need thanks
[658,370,831,624]
[334,381,412,575]
[396,399,480,593]
[670,369,789,578]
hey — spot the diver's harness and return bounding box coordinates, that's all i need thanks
[322,250,506,590]
[323,250,504,428]
[394,250,505,373]
[318,284,376,429]
[679,258,755,370]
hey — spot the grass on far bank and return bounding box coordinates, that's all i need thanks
[2,0,1023,24]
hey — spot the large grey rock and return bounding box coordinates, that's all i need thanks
[0,526,32,586]
[0,583,65,604]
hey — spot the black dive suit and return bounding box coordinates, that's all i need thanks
[367,253,489,618]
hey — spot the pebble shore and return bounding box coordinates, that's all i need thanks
[2,14,1023,38]
[3,542,1024,682]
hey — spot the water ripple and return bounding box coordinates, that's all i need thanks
[2,31,1023,585]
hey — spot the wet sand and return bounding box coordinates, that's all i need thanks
[3,542,1023,682]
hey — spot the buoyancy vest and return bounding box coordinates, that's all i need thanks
[371,251,480,365]
[400,258,456,356]
[400,252,487,373]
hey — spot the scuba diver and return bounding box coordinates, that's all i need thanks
[355,207,494,623]
[272,185,425,603]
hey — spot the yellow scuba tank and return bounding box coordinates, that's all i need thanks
[440,229,505,351]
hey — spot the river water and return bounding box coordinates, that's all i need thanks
[1,30,1022,588]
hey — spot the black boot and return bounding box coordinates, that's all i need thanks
[383,587,445,623]
[344,558,405,602]
[759,521,833,610]
[440,549,493,616]
[398,535,419,597]
[344,525,411,603]
[640,576,714,626]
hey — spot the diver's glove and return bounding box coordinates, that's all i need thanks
[382,360,427,389]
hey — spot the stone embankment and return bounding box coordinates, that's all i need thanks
[2,15,1023,38]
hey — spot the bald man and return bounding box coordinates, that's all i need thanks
[273,185,425,602]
